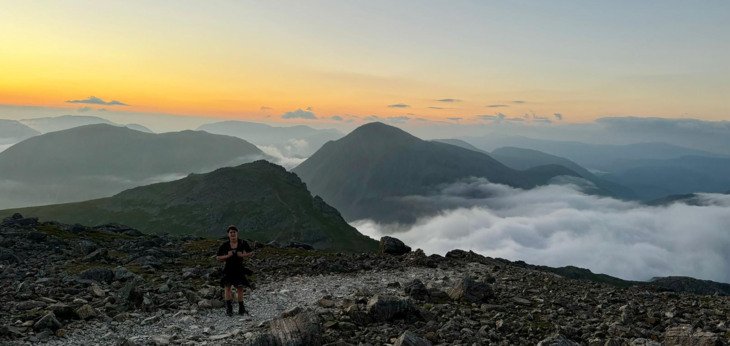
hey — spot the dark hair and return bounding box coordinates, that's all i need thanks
[227,225,238,233]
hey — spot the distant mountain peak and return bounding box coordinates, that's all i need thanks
[341,122,419,145]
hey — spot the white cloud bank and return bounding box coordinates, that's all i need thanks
[352,178,730,282]
[257,145,306,170]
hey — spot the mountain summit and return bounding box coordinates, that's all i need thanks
[293,122,578,223]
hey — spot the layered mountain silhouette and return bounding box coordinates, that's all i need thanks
[293,122,580,223]
[607,155,730,200]
[431,138,487,154]
[0,124,268,208]
[197,120,342,157]
[1,161,377,251]
[490,146,635,198]
[20,115,152,133]
[0,119,39,145]
[463,134,721,172]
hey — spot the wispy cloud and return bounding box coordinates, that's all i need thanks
[447,117,463,122]
[436,98,461,103]
[388,103,410,108]
[66,96,128,106]
[428,106,446,110]
[487,104,509,108]
[260,106,272,111]
[477,113,507,121]
[77,106,92,113]
[330,115,344,121]
[512,100,527,104]
[387,116,410,123]
[281,108,317,119]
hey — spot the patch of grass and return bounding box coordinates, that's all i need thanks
[63,261,112,274]
[182,239,219,253]
[36,224,76,240]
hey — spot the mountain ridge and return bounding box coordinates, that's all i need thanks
[293,122,582,223]
[0,124,268,209]
[0,160,377,252]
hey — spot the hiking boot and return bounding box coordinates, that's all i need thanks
[225,300,233,316]
[238,302,248,315]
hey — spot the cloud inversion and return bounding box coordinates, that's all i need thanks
[353,178,730,282]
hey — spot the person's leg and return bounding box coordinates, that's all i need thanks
[236,286,244,302]
[224,284,233,316]
[224,285,233,301]
[236,286,247,315]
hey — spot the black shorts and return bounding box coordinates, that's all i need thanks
[220,271,251,288]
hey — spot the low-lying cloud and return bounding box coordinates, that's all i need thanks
[256,145,305,170]
[352,178,730,282]
[66,96,128,106]
[281,109,317,119]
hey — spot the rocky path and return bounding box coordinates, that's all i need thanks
[39,267,455,346]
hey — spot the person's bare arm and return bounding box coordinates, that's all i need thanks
[217,250,234,262]
[237,250,253,258]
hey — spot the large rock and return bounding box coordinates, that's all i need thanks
[394,331,433,346]
[2,213,39,227]
[75,304,98,320]
[447,277,493,303]
[537,334,580,346]
[34,312,62,331]
[82,248,108,262]
[366,295,418,322]
[78,268,114,283]
[117,277,145,309]
[663,325,722,346]
[50,303,79,320]
[267,310,323,345]
[243,332,276,346]
[114,266,137,281]
[379,236,411,256]
[404,279,429,301]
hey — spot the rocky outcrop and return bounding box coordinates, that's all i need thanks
[379,236,411,256]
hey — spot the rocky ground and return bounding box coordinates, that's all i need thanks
[1,213,728,345]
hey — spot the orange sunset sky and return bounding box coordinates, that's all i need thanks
[1,1,728,124]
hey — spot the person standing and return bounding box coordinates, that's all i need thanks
[216,225,253,316]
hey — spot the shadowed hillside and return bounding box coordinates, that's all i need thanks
[294,122,580,223]
[1,160,377,252]
[0,124,269,208]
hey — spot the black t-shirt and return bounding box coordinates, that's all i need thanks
[217,239,252,274]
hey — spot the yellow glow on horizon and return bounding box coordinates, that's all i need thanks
[1,2,727,123]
